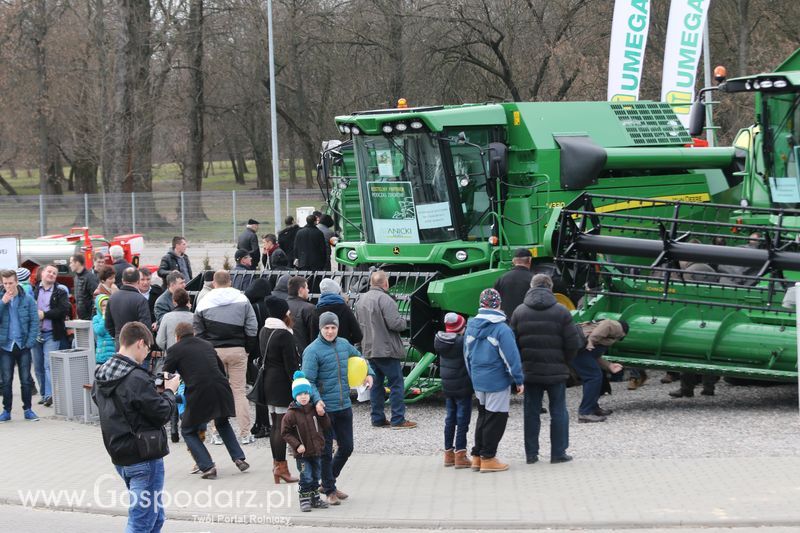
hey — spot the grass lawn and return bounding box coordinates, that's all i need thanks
[2,159,316,196]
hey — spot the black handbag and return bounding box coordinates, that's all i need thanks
[247,330,275,406]
[112,391,170,461]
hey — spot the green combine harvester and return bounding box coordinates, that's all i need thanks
[201,50,798,401]
[309,48,800,401]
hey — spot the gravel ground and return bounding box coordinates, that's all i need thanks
[232,376,800,460]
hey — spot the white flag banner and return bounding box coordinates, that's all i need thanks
[661,0,712,127]
[607,0,651,102]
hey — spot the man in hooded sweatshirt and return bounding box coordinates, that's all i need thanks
[510,274,583,465]
[92,321,179,532]
[310,278,362,346]
[464,288,524,473]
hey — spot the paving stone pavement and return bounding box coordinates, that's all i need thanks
[1,414,800,529]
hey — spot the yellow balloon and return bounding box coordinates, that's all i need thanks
[348,357,368,388]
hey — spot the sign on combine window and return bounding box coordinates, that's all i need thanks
[366,181,420,244]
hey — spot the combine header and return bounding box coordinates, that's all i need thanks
[548,194,799,380]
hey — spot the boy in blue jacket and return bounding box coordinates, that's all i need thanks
[464,288,524,473]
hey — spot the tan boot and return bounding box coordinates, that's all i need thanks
[479,456,509,473]
[273,460,299,484]
[443,449,455,467]
[454,450,471,469]
[470,455,481,471]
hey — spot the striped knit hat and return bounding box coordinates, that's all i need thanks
[291,371,313,399]
[15,267,31,283]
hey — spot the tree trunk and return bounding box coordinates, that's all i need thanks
[237,150,249,175]
[253,146,271,190]
[226,136,244,184]
[181,0,207,220]
[107,0,138,234]
[33,0,59,195]
[94,0,113,193]
[0,174,19,196]
[288,130,297,186]
[303,142,315,189]
[737,0,750,76]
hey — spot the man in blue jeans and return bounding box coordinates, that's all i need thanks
[510,274,583,464]
[355,270,416,429]
[93,322,179,533]
[0,269,40,422]
[32,264,71,407]
[302,312,374,506]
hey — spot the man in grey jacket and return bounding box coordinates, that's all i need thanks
[355,271,416,429]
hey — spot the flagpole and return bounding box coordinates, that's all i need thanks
[267,0,281,231]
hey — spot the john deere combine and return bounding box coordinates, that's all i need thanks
[309,48,800,400]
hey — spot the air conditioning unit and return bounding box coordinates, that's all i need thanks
[51,348,94,418]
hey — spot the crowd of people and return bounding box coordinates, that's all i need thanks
[0,220,724,532]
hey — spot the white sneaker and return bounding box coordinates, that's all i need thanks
[240,434,255,445]
[208,433,223,445]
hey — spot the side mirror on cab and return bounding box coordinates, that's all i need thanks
[488,142,507,179]
[688,99,706,137]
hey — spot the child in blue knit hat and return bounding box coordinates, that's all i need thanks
[281,371,331,512]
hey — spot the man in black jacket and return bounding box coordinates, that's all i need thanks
[278,216,300,264]
[31,264,71,407]
[92,322,179,533]
[287,276,315,353]
[493,248,533,316]
[157,236,192,282]
[236,219,260,269]
[510,274,582,465]
[69,254,99,320]
[163,322,249,479]
[106,268,152,343]
[293,215,328,271]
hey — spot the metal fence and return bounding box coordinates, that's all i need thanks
[0,189,326,242]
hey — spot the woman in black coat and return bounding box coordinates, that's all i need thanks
[245,278,273,438]
[162,324,246,477]
[260,296,301,484]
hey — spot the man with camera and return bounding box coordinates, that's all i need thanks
[162,322,249,479]
[92,321,179,533]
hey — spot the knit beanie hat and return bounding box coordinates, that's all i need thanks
[319,311,339,330]
[16,267,31,283]
[319,278,341,295]
[264,295,289,319]
[444,312,466,333]
[95,294,109,312]
[291,370,313,399]
[479,288,502,309]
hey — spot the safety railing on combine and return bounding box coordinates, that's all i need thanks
[553,193,800,313]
